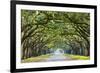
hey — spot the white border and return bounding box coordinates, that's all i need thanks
[16,4,94,69]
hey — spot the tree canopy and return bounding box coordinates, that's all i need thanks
[21,10,90,59]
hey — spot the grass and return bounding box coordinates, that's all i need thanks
[21,54,51,63]
[64,54,90,60]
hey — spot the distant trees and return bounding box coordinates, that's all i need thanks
[21,10,90,60]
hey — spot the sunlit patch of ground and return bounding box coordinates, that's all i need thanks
[64,54,90,60]
[21,53,90,63]
[21,54,51,63]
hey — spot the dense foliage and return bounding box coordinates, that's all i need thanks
[21,10,90,59]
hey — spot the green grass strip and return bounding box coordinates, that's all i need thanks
[64,54,90,60]
[21,54,51,63]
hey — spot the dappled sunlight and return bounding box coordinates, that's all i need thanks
[21,10,90,63]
